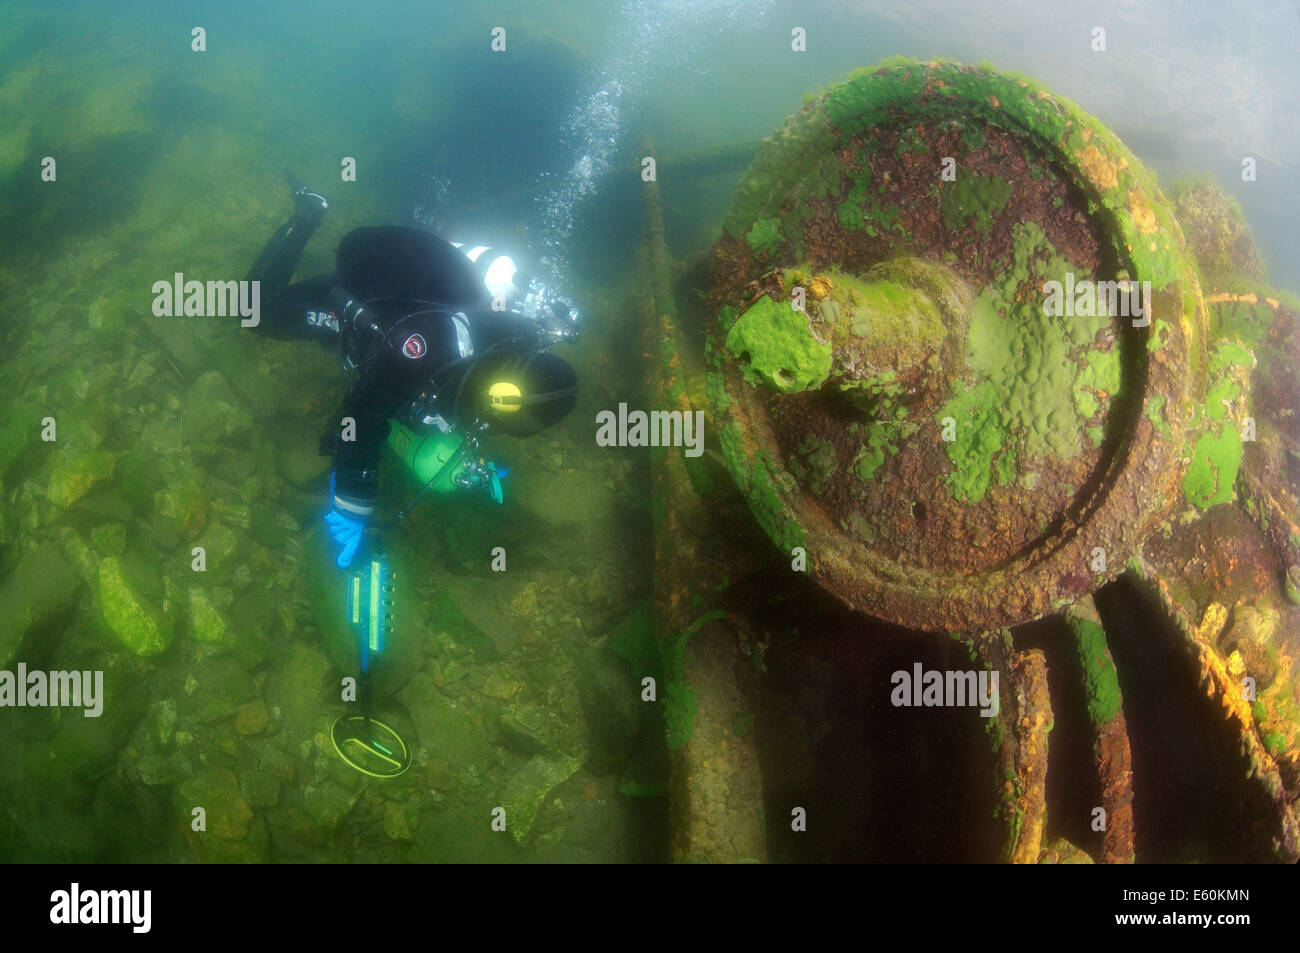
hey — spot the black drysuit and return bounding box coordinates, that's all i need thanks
[247,215,573,516]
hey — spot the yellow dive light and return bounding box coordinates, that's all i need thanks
[487,380,523,413]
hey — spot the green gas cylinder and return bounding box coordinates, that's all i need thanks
[386,420,470,493]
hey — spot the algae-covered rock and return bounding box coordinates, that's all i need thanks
[398,672,491,766]
[432,580,512,660]
[238,769,280,808]
[183,370,252,445]
[175,766,253,840]
[48,674,143,777]
[112,446,166,513]
[187,585,229,647]
[184,656,255,723]
[254,741,298,783]
[498,703,557,754]
[302,779,359,829]
[265,641,331,732]
[502,751,584,844]
[47,448,117,508]
[265,805,328,856]
[146,697,178,747]
[1224,603,1280,647]
[383,799,418,841]
[234,698,268,735]
[1223,603,1282,690]
[90,522,126,555]
[57,527,100,588]
[136,751,194,786]
[97,556,172,656]
[192,521,239,580]
[0,542,80,668]
[153,478,208,543]
[0,412,32,485]
[276,428,331,486]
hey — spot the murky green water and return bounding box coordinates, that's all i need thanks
[1,0,1297,863]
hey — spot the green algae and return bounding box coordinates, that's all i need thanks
[1146,317,1171,353]
[846,373,918,484]
[1178,337,1251,509]
[852,416,917,483]
[837,167,905,237]
[47,449,118,508]
[662,609,731,750]
[896,124,928,155]
[818,60,1193,294]
[725,295,832,394]
[817,265,946,354]
[1068,615,1122,723]
[660,630,697,750]
[747,452,807,553]
[745,216,781,256]
[937,222,1119,501]
[794,259,958,393]
[960,126,985,151]
[939,173,1012,236]
[1181,423,1242,509]
[1204,378,1240,420]
[608,603,660,686]
[715,304,740,334]
[852,418,901,481]
[1213,300,1273,350]
[98,556,172,657]
[1145,394,1171,438]
[1074,348,1122,421]
[1209,341,1254,372]
[938,380,1006,502]
[789,433,838,493]
[718,391,810,553]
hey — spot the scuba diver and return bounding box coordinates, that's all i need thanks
[247,172,581,569]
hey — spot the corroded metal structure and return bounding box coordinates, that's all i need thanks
[643,60,1298,862]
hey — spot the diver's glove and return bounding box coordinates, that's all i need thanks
[324,472,372,568]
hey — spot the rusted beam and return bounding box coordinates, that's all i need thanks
[639,134,767,862]
[1063,597,1135,864]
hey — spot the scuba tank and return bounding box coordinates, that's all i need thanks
[385,420,506,506]
[387,420,472,494]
